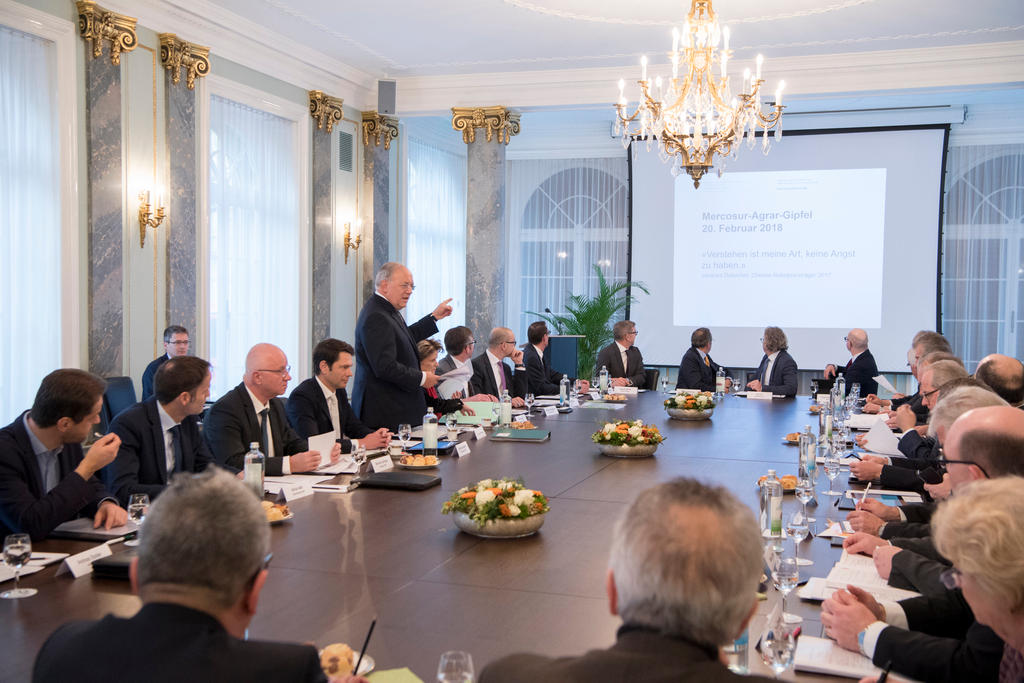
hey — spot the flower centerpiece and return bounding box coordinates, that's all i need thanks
[665,391,715,421]
[443,478,550,538]
[591,419,664,457]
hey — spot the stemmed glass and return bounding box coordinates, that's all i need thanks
[760,616,798,678]
[786,510,812,566]
[524,393,535,414]
[352,442,368,471]
[445,414,459,441]
[822,453,842,497]
[437,650,474,683]
[573,379,583,398]
[397,423,412,453]
[795,476,815,523]
[2,533,36,599]
[124,493,150,547]
[660,377,669,394]
[772,555,801,624]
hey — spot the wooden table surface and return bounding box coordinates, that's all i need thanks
[1,392,857,681]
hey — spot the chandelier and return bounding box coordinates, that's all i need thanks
[614,0,784,188]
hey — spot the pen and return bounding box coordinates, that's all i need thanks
[877,659,892,682]
[352,617,376,675]
[860,482,872,506]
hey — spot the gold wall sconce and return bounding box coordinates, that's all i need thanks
[344,222,362,264]
[138,191,166,247]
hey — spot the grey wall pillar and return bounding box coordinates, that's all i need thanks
[311,126,333,342]
[164,83,197,335]
[361,112,399,293]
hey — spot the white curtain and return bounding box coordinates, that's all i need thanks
[941,143,1024,369]
[208,96,299,399]
[405,137,466,336]
[505,157,630,339]
[0,25,60,422]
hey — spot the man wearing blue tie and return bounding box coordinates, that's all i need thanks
[746,326,798,397]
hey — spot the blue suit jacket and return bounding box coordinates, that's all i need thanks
[286,378,371,452]
[752,349,798,397]
[676,347,725,392]
[140,354,169,401]
[522,345,563,395]
[351,294,438,431]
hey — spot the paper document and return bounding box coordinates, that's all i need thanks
[52,517,138,540]
[816,455,859,466]
[844,489,920,499]
[817,522,853,539]
[0,564,44,583]
[437,364,473,399]
[794,636,882,679]
[313,455,359,475]
[798,576,921,603]
[862,420,901,456]
[825,553,891,592]
[306,431,338,463]
[847,413,885,431]
[874,374,898,394]
[266,474,335,486]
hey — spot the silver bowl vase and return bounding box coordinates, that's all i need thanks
[453,511,546,538]
[596,443,659,458]
[666,407,714,421]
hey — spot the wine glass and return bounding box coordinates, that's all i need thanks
[660,377,669,394]
[772,556,801,624]
[445,414,459,441]
[572,379,583,398]
[397,423,412,453]
[2,533,36,599]
[822,453,842,497]
[524,393,535,414]
[124,493,150,547]
[760,618,798,678]
[795,476,815,523]
[786,510,811,566]
[437,650,474,683]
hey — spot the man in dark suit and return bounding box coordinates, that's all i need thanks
[204,343,338,476]
[140,325,190,401]
[286,338,390,452]
[32,468,368,683]
[824,328,879,396]
[523,322,563,396]
[470,327,528,404]
[0,369,126,541]
[676,327,731,392]
[351,262,453,431]
[479,478,774,683]
[595,320,647,388]
[104,356,217,506]
[436,326,497,402]
[745,326,798,397]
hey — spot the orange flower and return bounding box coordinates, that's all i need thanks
[460,491,477,499]
[499,504,513,517]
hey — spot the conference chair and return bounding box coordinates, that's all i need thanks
[644,368,660,392]
[100,376,137,431]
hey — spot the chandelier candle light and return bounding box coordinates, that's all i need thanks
[614,0,784,188]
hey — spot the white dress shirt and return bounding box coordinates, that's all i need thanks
[245,386,290,474]
[487,349,507,396]
[615,341,631,381]
[316,376,341,439]
[762,351,780,387]
[155,401,180,476]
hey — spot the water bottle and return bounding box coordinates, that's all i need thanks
[243,442,264,499]
[422,407,438,457]
[599,365,609,395]
[716,366,726,397]
[499,390,512,426]
[836,372,846,399]
[725,628,749,674]
[761,470,783,539]
[799,424,816,481]
[559,376,569,406]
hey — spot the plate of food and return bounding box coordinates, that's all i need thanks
[782,432,801,445]
[261,500,293,524]
[397,454,439,469]
[510,421,536,429]
[601,393,628,402]
[809,404,822,414]
[757,474,798,493]
[320,642,374,677]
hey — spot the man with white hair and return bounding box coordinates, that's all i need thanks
[825,328,878,396]
[478,478,776,682]
[33,468,368,682]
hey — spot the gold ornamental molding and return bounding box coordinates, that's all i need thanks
[451,106,521,144]
[158,34,211,90]
[308,90,344,133]
[76,0,138,65]
[361,112,399,150]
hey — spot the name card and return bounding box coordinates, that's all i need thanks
[473,426,486,440]
[569,397,580,408]
[816,394,831,404]
[370,455,394,473]
[608,386,638,396]
[514,414,528,423]
[677,388,698,395]
[543,406,559,417]
[455,442,471,457]
[747,391,773,400]
[589,391,600,400]
[265,482,313,501]
[57,543,113,578]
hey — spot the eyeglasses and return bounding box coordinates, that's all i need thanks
[627,330,638,336]
[922,387,940,400]
[467,340,476,347]
[935,448,990,479]
[256,365,291,376]
[502,340,517,346]
[167,340,190,346]
[843,336,848,342]
[939,567,962,590]
[247,551,274,587]
[397,282,415,291]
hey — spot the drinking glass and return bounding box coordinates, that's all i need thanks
[397,423,412,452]
[850,383,861,402]
[573,379,583,398]
[660,377,669,394]
[352,442,367,470]
[437,650,474,683]
[795,477,815,523]
[2,533,36,599]
[445,414,459,440]
[760,618,798,678]
[772,556,801,624]
[822,453,842,497]
[125,493,150,547]
[524,393,535,414]
[786,511,811,566]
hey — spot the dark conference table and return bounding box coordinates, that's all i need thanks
[2,391,853,681]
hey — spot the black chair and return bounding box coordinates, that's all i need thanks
[644,368,660,392]
[100,376,138,431]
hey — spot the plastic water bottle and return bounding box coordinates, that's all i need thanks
[422,407,438,457]
[559,376,569,406]
[599,365,609,395]
[836,372,846,399]
[760,469,783,540]
[725,628,749,674]
[499,390,512,426]
[799,425,816,480]
[243,442,264,499]
[716,366,726,397]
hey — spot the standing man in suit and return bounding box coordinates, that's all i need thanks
[286,338,390,452]
[595,321,647,388]
[351,262,454,431]
[141,325,190,401]
[33,468,368,683]
[746,326,798,397]
[104,356,217,506]
[436,326,497,402]
[676,327,731,392]
[825,328,879,396]
[0,369,126,541]
[479,478,774,683]
[470,327,528,405]
[204,343,338,476]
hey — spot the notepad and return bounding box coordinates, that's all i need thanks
[794,636,882,678]
[490,429,550,442]
[50,517,138,541]
[798,576,920,603]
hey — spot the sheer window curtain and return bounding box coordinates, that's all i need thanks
[208,96,300,399]
[505,157,630,339]
[405,137,467,335]
[0,26,60,422]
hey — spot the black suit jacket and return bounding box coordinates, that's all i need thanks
[676,347,724,391]
[104,399,215,506]
[832,350,879,396]
[285,378,371,452]
[752,349,798,397]
[479,625,776,683]
[33,602,326,683]
[0,413,113,541]
[140,354,169,402]
[203,383,306,477]
[470,353,527,399]
[522,345,563,395]
[888,547,949,596]
[595,343,646,388]
[351,294,438,431]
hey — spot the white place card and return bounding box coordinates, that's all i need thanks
[569,397,579,408]
[542,406,559,417]
[589,391,600,400]
[57,543,113,578]
[473,426,486,440]
[608,386,638,396]
[455,442,471,457]
[514,414,528,423]
[746,391,773,400]
[370,455,394,473]
[263,481,314,501]
[816,393,831,404]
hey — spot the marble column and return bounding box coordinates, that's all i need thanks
[452,107,520,339]
[165,84,197,335]
[311,127,333,342]
[361,112,399,292]
[85,50,125,376]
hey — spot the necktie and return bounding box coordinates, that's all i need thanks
[498,361,507,394]
[259,407,270,456]
[169,424,183,475]
[327,393,341,438]
[846,358,852,369]
[1001,644,1024,683]
[621,350,629,375]
[762,359,770,387]
[704,355,710,367]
